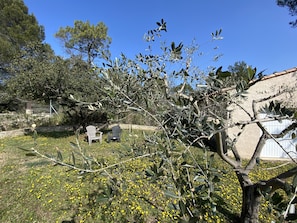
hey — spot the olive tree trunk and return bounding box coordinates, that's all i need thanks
[240,184,262,223]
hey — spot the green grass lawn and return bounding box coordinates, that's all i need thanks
[0,130,294,222]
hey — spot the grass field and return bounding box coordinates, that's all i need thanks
[0,129,294,222]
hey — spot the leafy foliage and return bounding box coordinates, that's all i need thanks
[91,20,297,222]
[55,20,112,64]
[277,0,297,27]
[8,52,98,99]
[227,61,264,88]
[144,18,167,42]
[260,101,296,118]
[0,0,45,81]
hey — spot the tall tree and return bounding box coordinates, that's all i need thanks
[277,0,297,27]
[0,0,45,81]
[55,20,112,65]
[228,61,249,77]
[227,61,257,87]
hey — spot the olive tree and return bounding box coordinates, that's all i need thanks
[77,21,297,222]
[26,20,297,222]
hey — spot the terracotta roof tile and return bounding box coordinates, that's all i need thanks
[261,67,297,81]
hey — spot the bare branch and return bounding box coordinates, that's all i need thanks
[31,147,155,173]
[245,133,266,172]
[230,116,290,129]
[232,100,253,120]
[231,145,242,162]
[253,88,290,105]
[272,122,297,138]
[216,132,241,169]
[259,166,297,192]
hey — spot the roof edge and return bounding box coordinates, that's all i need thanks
[261,67,297,81]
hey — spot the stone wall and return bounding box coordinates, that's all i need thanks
[0,112,51,131]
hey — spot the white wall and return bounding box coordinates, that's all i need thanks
[228,68,297,159]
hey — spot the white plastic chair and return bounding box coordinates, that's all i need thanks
[86,125,103,145]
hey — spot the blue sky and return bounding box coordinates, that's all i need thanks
[24,0,296,75]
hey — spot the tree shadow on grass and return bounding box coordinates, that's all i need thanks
[213,193,241,223]
[25,130,75,139]
[61,220,75,223]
